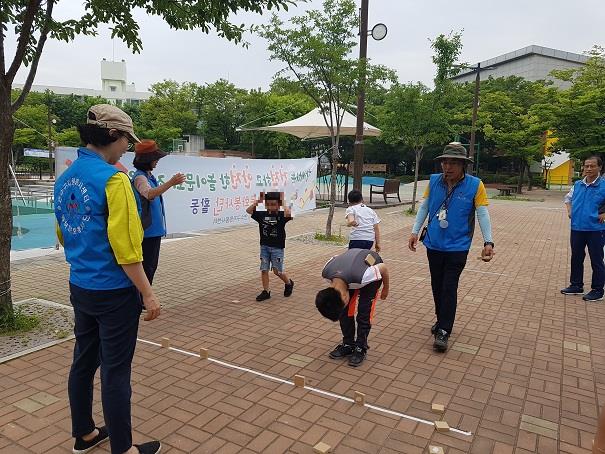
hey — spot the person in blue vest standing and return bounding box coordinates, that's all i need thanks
[561,155,605,301]
[131,140,185,297]
[408,143,495,352]
[54,104,161,454]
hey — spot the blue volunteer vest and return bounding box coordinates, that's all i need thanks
[131,170,166,238]
[423,173,480,252]
[570,177,605,231]
[54,148,133,290]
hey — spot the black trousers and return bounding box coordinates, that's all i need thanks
[570,230,605,290]
[68,284,141,454]
[142,236,162,285]
[426,248,468,334]
[339,280,382,351]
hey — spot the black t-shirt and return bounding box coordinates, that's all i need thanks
[251,209,291,248]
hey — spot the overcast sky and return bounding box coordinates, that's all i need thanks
[8,0,605,93]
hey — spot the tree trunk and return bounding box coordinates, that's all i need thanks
[527,163,533,191]
[0,89,15,320]
[410,146,423,213]
[325,135,339,237]
[517,161,525,195]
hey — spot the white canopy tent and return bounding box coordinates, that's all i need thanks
[237,107,381,139]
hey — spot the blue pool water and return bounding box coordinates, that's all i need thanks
[11,201,57,251]
[316,175,388,186]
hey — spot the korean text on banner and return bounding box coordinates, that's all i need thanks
[55,147,317,234]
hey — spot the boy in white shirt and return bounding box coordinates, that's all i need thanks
[345,190,381,251]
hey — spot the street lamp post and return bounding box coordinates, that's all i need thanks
[352,0,387,191]
[48,115,56,179]
[46,90,57,179]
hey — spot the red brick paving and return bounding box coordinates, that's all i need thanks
[2,190,603,453]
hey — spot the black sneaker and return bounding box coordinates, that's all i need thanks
[284,280,294,297]
[561,285,584,295]
[73,426,109,454]
[583,289,604,301]
[256,290,271,301]
[135,441,162,454]
[431,322,439,335]
[433,329,449,352]
[348,346,366,367]
[329,344,354,359]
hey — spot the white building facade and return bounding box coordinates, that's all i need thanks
[451,45,589,89]
[15,59,151,105]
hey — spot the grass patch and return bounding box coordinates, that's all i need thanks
[314,232,348,245]
[405,207,417,216]
[0,307,40,336]
[491,195,544,202]
[55,329,71,339]
[316,201,330,209]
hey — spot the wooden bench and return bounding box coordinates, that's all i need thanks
[496,185,517,196]
[370,179,401,204]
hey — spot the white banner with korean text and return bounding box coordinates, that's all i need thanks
[55,147,317,234]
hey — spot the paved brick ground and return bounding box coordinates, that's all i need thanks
[2,189,603,454]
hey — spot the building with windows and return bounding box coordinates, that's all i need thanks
[451,45,589,89]
[14,59,151,105]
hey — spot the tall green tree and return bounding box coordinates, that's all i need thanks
[379,32,462,211]
[380,83,449,211]
[479,77,557,192]
[139,80,199,149]
[0,0,296,321]
[551,46,605,158]
[12,103,50,150]
[239,89,314,158]
[198,79,248,150]
[430,31,463,96]
[260,0,394,235]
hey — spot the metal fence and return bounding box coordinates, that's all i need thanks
[315,161,350,204]
[12,162,52,180]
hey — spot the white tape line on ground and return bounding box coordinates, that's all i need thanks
[137,337,472,437]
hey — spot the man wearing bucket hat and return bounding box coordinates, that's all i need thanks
[132,140,185,295]
[54,104,162,454]
[408,142,494,352]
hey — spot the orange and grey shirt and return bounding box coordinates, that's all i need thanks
[322,249,383,289]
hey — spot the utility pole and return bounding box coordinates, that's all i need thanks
[352,0,369,191]
[468,62,481,169]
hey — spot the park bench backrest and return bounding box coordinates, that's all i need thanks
[384,179,400,194]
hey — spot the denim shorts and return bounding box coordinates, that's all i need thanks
[260,245,285,272]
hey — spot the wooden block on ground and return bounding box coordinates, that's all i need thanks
[354,391,365,406]
[313,441,331,454]
[161,337,170,348]
[199,348,208,359]
[428,446,445,454]
[431,403,445,414]
[294,375,305,388]
[434,420,450,432]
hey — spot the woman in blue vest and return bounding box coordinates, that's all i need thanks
[54,105,161,454]
[408,143,495,352]
[132,140,185,293]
